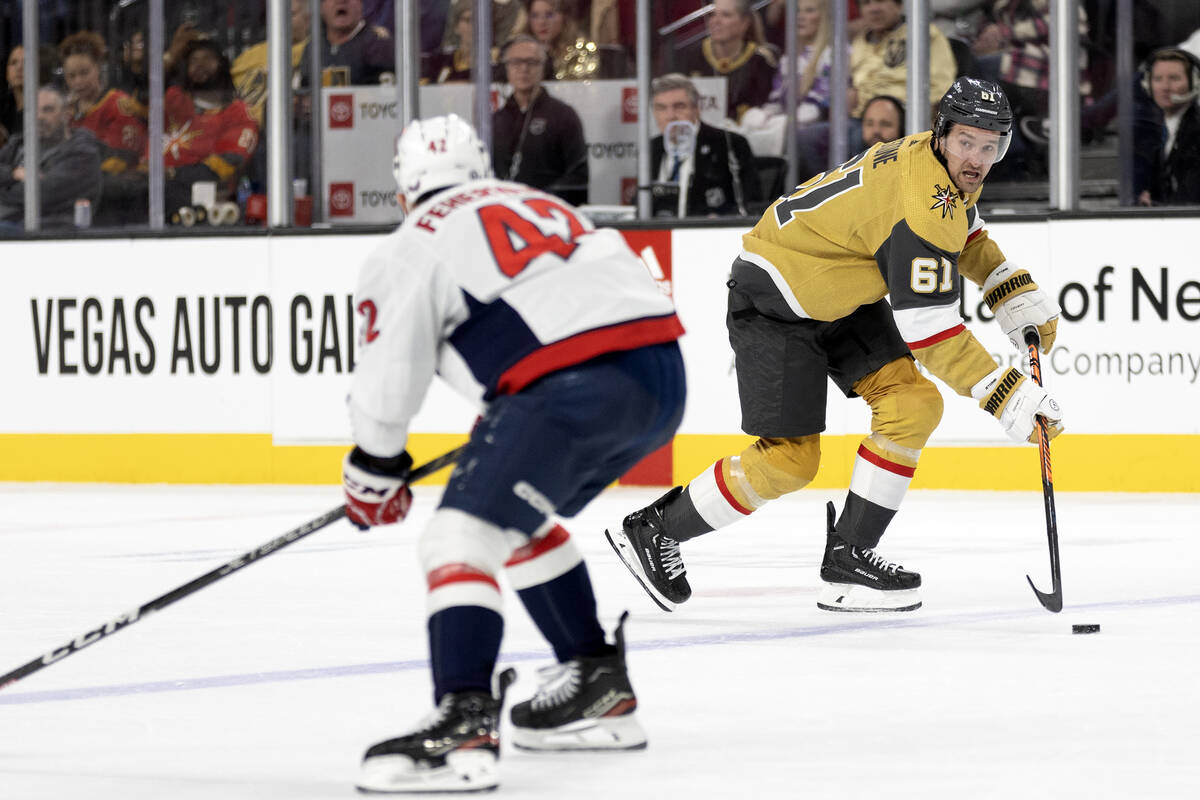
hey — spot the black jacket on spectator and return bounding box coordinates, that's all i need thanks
[0,88,19,142]
[675,39,777,122]
[300,20,395,87]
[492,88,589,206]
[0,129,101,226]
[651,121,761,218]
[1146,103,1200,205]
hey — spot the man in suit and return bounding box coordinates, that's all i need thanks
[649,72,762,217]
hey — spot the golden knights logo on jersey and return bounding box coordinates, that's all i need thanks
[930,184,957,219]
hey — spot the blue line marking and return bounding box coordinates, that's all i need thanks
[2,594,1196,706]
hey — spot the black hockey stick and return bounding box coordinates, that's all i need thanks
[1024,328,1063,613]
[0,445,465,691]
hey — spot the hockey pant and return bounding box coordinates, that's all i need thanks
[663,357,942,548]
[419,343,686,701]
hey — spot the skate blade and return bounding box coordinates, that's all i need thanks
[605,527,675,613]
[356,751,499,794]
[512,713,648,752]
[816,583,921,613]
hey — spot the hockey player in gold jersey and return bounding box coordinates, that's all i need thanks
[607,78,1065,613]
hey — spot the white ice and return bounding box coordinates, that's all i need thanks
[1,483,1197,799]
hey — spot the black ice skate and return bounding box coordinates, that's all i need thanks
[510,612,647,752]
[817,501,922,613]
[605,486,692,611]
[356,668,516,794]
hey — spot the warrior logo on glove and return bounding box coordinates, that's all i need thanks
[983,262,1060,354]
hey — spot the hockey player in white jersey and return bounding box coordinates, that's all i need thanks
[342,115,686,794]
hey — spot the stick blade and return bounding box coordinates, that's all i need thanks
[1026,574,1063,613]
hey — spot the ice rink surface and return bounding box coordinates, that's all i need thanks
[1,483,1197,800]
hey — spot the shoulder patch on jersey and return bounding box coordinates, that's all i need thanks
[929,184,957,219]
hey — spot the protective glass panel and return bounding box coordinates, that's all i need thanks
[0,0,153,232]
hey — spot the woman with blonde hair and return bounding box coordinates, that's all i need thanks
[59,31,149,224]
[765,0,837,124]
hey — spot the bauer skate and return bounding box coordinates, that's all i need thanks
[817,501,922,612]
[357,668,515,794]
[510,612,647,752]
[605,486,691,611]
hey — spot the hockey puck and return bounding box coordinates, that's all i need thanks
[1072,624,1101,634]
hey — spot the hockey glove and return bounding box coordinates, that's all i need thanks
[973,367,1064,444]
[343,447,414,530]
[983,263,1059,354]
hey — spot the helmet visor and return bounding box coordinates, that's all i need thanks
[940,125,1011,165]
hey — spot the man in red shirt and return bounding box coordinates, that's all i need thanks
[160,38,259,213]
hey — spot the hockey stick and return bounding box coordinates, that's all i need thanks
[1024,328,1063,613]
[0,445,465,691]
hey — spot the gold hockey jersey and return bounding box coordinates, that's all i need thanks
[737,131,1006,396]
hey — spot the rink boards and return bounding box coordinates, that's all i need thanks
[1,218,1197,491]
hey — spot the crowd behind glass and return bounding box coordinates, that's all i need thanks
[0,0,1197,233]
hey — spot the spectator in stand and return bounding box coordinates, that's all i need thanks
[233,0,314,196]
[233,0,312,127]
[288,0,392,191]
[851,0,956,123]
[649,73,762,217]
[788,0,951,178]
[162,22,204,84]
[519,0,607,81]
[492,35,588,205]
[1135,47,1200,206]
[442,0,527,52]
[861,93,904,146]
[676,0,778,123]
[0,46,26,147]
[972,0,1091,141]
[765,0,864,50]
[0,44,57,147]
[59,31,149,227]
[425,1,497,83]
[159,38,259,215]
[115,30,148,106]
[301,0,395,87]
[0,85,101,229]
[763,0,836,125]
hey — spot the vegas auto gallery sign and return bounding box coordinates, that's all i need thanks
[320,79,728,222]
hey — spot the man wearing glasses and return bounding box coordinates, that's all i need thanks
[492,35,588,205]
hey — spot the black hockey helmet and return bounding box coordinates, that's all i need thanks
[933,77,1013,162]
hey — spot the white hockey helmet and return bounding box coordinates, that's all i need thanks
[392,114,492,207]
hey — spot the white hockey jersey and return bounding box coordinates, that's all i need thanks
[349,179,685,458]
